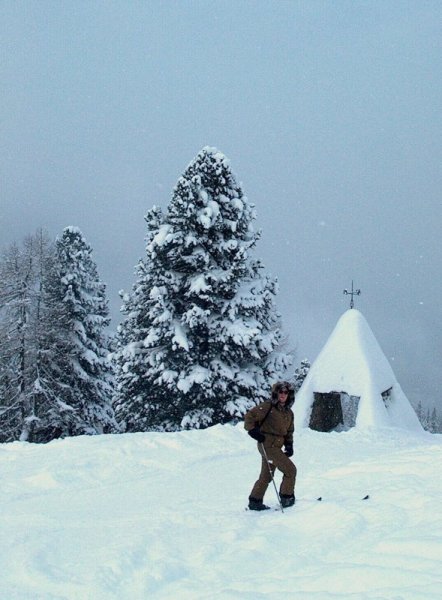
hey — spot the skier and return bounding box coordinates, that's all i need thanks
[244,381,296,510]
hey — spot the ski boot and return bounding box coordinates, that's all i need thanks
[248,497,270,511]
[280,494,295,508]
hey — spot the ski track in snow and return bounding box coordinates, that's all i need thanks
[1,426,442,599]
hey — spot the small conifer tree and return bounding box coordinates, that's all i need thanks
[293,358,311,392]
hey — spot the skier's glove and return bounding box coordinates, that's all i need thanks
[248,427,265,443]
[284,443,293,457]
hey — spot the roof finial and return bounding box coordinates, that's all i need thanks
[343,280,361,309]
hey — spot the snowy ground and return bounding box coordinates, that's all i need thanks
[1,425,442,599]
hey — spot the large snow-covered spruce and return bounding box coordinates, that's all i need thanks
[114,147,291,431]
[40,227,116,438]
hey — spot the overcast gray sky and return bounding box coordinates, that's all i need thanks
[2,1,441,409]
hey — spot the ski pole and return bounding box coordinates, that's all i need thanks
[260,443,284,513]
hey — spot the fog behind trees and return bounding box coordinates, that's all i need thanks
[2,1,441,409]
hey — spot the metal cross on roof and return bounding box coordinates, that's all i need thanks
[343,280,361,309]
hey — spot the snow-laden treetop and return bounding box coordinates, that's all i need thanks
[63,226,83,236]
[294,309,422,431]
[167,146,255,238]
[187,146,231,170]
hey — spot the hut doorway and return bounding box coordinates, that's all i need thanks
[309,391,360,432]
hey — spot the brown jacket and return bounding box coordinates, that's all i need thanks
[244,399,294,449]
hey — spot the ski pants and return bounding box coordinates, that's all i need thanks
[249,443,297,500]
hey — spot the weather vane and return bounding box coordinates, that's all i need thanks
[343,280,361,309]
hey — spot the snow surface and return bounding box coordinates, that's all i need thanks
[295,310,422,431]
[1,425,441,599]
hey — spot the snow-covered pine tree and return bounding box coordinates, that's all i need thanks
[0,228,116,442]
[0,231,53,442]
[292,358,311,392]
[429,406,439,434]
[416,400,424,424]
[40,227,116,438]
[0,238,37,441]
[113,147,292,431]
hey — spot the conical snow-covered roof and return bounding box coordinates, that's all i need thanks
[294,309,422,431]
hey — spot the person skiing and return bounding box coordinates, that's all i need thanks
[244,381,296,510]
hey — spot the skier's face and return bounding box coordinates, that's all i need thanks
[278,389,289,404]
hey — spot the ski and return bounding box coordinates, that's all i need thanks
[316,494,370,501]
[245,495,370,512]
[245,507,280,512]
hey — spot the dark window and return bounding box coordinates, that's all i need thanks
[381,387,393,407]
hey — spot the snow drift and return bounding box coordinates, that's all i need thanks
[1,424,441,599]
